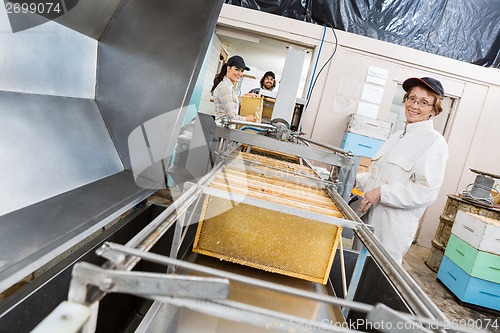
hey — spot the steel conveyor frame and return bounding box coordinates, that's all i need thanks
[32,126,484,333]
[214,125,357,202]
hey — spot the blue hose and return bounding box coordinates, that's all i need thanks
[306,24,326,101]
[240,126,267,133]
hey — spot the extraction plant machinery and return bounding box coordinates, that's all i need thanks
[0,1,485,332]
[27,115,482,333]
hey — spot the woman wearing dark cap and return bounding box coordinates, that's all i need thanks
[211,55,256,123]
[355,77,449,264]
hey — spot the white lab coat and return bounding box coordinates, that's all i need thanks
[356,120,448,264]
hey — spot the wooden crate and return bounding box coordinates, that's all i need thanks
[426,195,500,272]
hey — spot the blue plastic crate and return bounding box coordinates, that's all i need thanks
[341,132,384,158]
[437,256,500,311]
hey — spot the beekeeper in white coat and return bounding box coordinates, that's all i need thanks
[356,77,449,264]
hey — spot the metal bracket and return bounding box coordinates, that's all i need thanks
[69,262,229,301]
[96,244,127,269]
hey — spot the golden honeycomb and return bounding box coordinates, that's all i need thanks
[192,150,344,284]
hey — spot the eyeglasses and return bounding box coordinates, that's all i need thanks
[405,96,434,109]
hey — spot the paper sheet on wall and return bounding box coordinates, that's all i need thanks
[366,66,388,86]
[337,77,361,98]
[333,96,356,114]
[357,101,379,118]
[333,77,361,114]
[360,84,384,104]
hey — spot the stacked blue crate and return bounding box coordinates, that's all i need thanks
[341,132,384,159]
[437,210,500,311]
[340,114,391,159]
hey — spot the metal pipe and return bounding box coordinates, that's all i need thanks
[125,160,225,250]
[83,161,226,304]
[294,135,353,156]
[225,118,276,130]
[99,242,375,313]
[325,186,363,224]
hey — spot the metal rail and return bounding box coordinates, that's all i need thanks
[97,242,484,333]
[99,242,374,313]
[355,225,448,322]
[215,126,352,168]
[293,134,353,156]
[74,159,227,305]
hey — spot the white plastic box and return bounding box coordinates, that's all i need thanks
[452,210,500,255]
[346,113,392,141]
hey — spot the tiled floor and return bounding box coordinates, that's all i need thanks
[403,244,500,333]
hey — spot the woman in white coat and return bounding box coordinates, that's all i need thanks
[356,77,449,264]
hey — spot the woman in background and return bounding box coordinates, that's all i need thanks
[211,55,256,123]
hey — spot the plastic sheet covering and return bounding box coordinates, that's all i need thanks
[225,0,500,68]
[225,0,308,20]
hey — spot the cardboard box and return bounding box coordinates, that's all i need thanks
[240,96,263,122]
[262,97,275,119]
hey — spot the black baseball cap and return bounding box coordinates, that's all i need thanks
[226,55,250,71]
[403,77,444,98]
[263,71,275,79]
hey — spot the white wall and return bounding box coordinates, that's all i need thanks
[198,34,224,116]
[217,4,500,248]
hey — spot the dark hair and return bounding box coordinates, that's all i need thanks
[402,86,443,116]
[260,73,276,90]
[211,63,228,93]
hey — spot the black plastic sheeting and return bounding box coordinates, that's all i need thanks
[224,0,500,68]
